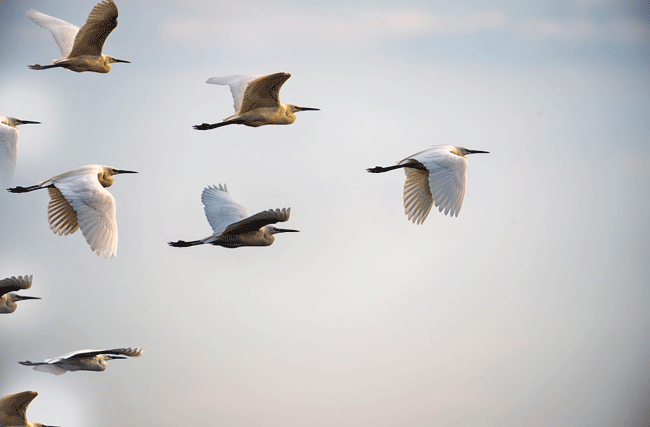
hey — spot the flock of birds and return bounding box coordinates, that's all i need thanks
[1,0,488,425]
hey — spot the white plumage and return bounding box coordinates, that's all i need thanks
[0,116,40,187]
[19,347,146,376]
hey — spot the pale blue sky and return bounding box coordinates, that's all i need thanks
[1,0,649,426]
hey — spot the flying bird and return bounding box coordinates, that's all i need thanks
[0,391,58,427]
[169,184,298,248]
[193,72,319,130]
[19,347,145,376]
[367,145,489,224]
[8,165,137,258]
[0,275,40,314]
[0,116,40,187]
[27,0,130,73]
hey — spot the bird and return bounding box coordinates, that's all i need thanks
[169,184,299,248]
[19,347,145,376]
[0,275,40,314]
[367,145,489,224]
[8,165,137,258]
[26,0,130,73]
[0,116,40,187]
[0,391,58,427]
[193,72,319,130]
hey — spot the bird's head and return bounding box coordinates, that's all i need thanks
[11,293,41,303]
[98,167,138,188]
[456,147,490,157]
[288,104,320,114]
[0,116,41,128]
[107,56,130,65]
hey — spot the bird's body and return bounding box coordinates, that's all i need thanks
[27,0,129,73]
[368,145,489,224]
[0,116,40,187]
[0,391,56,427]
[0,275,40,314]
[19,347,145,376]
[8,164,137,258]
[169,184,298,248]
[193,72,319,130]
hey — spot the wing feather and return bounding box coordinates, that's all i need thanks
[201,184,248,234]
[47,187,80,235]
[0,123,18,187]
[222,208,291,235]
[54,171,118,258]
[26,9,79,59]
[0,275,33,297]
[66,347,146,359]
[402,164,433,224]
[0,391,38,422]
[206,74,262,114]
[240,72,291,113]
[69,0,119,57]
[32,364,68,375]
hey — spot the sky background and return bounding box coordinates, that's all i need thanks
[1,0,649,426]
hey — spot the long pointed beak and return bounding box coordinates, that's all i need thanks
[114,169,138,174]
[16,295,41,301]
[274,228,300,233]
[297,107,320,111]
[466,149,489,154]
[17,120,41,125]
[113,59,131,63]
[109,355,128,360]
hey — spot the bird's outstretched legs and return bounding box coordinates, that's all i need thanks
[28,63,64,70]
[193,119,245,131]
[367,162,427,173]
[7,184,52,193]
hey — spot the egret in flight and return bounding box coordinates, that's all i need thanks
[8,165,137,258]
[27,0,130,73]
[367,145,489,224]
[0,275,40,314]
[169,184,298,248]
[0,391,57,427]
[19,347,145,376]
[193,72,319,130]
[1,116,40,187]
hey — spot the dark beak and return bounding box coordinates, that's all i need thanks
[17,120,41,125]
[297,107,320,111]
[109,355,128,360]
[16,295,41,301]
[274,228,300,233]
[114,169,138,174]
[114,59,131,63]
[466,149,489,154]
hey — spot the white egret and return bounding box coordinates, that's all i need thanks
[193,72,319,130]
[27,0,130,73]
[1,116,40,187]
[8,165,137,258]
[0,391,58,427]
[19,347,145,375]
[0,275,40,314]
[169,184,298,248]
[367,145,489,224]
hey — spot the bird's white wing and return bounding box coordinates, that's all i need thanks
[0,123,18,187]
[201,184,249,234]
[412,149,468,217]
[0,391,37,422]
[47,187,80,236]
[54,173,118,258]
[69,347,146,358]
[206,75,262,114]
[401,164,434,225]
[26,9,80,59]
[44,348,96,363]
[32,364,68,375]
[0,275,33,297]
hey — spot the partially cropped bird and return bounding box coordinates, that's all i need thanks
[169,184,298,248]
[0,275,40,314]
[367,145,489,224]
[193,72,319,130]
[19,347,145,376]
[0,391,57,427]
[8,165,137,258]
[1,116,40,187]
[27,0,130,73]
